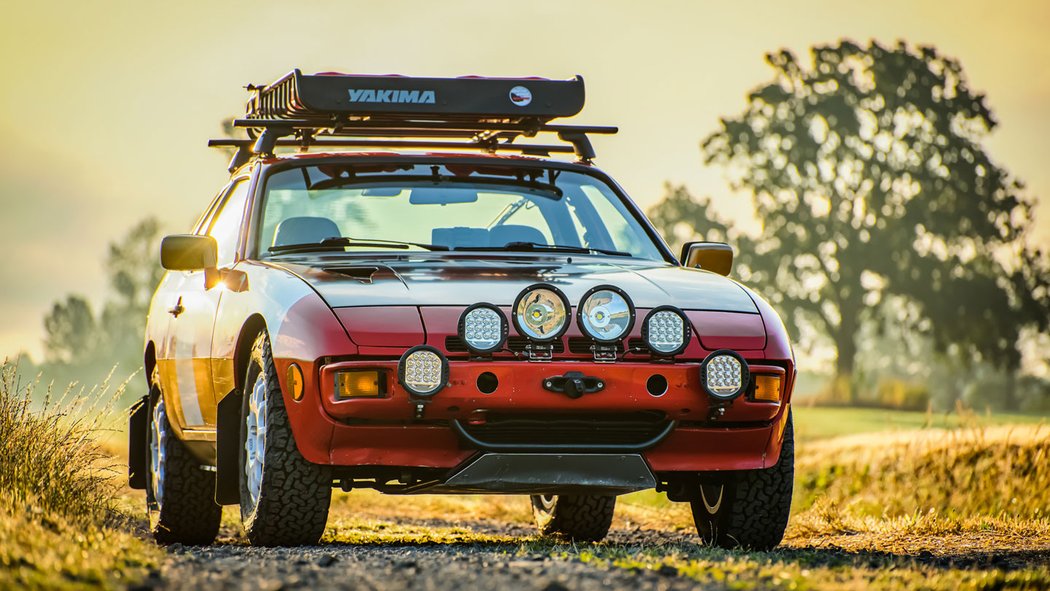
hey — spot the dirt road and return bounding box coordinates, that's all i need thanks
[138,510,1050,591]
[142,519,699,591]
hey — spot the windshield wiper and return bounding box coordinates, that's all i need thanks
[459,241,632,257]
[269,236,449,254]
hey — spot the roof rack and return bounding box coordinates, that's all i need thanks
[210,70,617,171]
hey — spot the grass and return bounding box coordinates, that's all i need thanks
[793,424,1049,520]
[0,361,161,589]
[792,405,1046,442]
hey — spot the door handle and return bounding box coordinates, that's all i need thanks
[168,297,185,318]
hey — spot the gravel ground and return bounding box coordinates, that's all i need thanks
[137,523,699,591]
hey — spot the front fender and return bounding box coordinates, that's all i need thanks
[212,261,357,466]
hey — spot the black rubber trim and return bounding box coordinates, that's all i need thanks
[127,395,148,490]
[451,419,676,452]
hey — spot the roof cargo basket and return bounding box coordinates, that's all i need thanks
[246,70,586,123]
[210,69,616,170]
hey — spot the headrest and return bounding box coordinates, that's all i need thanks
[272,216,342,247]
[431,227,490,249]
[489,224,546,247]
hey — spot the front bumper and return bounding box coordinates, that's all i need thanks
[276,357,794,475]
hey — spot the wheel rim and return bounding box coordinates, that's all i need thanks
[245,372,268,506]
[538,494,557,511]
[149,397,167,508]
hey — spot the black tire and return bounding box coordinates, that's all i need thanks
[145,386,222,545]
[530,494,616,542]
[239,333,332,546]
[690,411,794,550]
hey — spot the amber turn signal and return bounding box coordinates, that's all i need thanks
[336,370,384,399]
[287,363,304,401]
[753,374,782,402]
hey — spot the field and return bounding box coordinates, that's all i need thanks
[1,363,1048,590]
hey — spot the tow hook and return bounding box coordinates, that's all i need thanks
[543,371,605,399]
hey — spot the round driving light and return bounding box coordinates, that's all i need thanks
[459,303,508,354]
[700,350,750,400]
[642,306,691,356]
[512,284,570,342]
[577,285,635,343]
[397,345,449,398]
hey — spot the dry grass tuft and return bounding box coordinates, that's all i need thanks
[794,424,1050,522]
[0,360,160,589]
[0,360,129,526]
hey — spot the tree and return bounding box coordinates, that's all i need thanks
[42,295,99,365]
[101,217,165,361]
[39,217,164,392]
[696,40,1048,404]
[647,183,733,250]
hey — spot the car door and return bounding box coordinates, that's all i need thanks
[166,177,251,432]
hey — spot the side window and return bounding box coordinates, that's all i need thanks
[207,179,251,267]
[191,188,226,234]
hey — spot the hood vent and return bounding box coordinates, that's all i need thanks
[323,266,379,283]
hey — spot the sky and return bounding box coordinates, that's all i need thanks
[1,0,1048,362]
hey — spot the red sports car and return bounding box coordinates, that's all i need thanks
[127,71,796,549]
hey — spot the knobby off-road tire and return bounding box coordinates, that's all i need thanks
[531,494,616,542]
[145,387,222,545]
[239,333,332,546]
[690,411,794,550]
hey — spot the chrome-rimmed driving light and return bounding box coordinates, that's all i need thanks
[699,349,750,400]
[641,306,691,356]
[458,303,508,355]
[577,285,635,343]
[397,345,449,398]
[512,284,570,342]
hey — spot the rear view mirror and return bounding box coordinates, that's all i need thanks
[161,235,218,271]
[408,187,479,204]
[681,241,733,276]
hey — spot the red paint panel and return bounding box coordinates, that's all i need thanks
[750,291,794,360]
[761,403,792,469]
[270,357,336,464]
[687,311,766,351]
[277,352,791,470]
[644,425,774,471]
[419,306,718,361]
[318,359,782,423]
[329,425,471,467]
[335,306,425,347]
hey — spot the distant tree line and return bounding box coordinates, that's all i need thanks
[649,40,1050,412]
[28,218,163,399]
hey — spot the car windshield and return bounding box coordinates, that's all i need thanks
[256,163,666,260]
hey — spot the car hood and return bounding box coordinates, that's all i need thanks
[271,254,759,313]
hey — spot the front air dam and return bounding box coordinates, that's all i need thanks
[416,453,657,495]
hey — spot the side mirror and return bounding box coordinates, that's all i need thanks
[680,241,734,276]
[160,235,218,271]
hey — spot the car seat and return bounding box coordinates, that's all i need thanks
[489,224,547,246]
[272,217,342,247]
[431,227,490,249]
